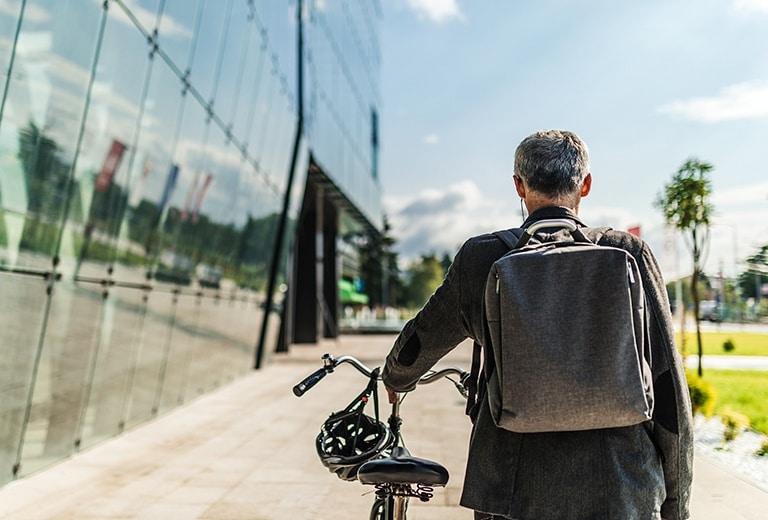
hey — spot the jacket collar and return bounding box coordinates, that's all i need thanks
[521,206,586,229]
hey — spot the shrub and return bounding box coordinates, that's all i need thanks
[756,439,768,457]
[722,338,736,353]
[687,376,717,417]
[721,410,750,443]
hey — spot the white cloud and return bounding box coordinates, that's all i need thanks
[0,0,48,21]
[713,180,768,206]
[385,181,659,261]
[423,133,440,145]
[404,0,464,23]
[732,0,768,14]
[100,0,192,39]
[658,80,768,122]
[385,178,768,282]
[386,180,519,263]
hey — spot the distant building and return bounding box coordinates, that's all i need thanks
[0,0,382,486]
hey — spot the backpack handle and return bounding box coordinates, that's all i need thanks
[514,218,591,248]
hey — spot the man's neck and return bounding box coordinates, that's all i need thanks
[523,206,586,227]
[525,201,580,215]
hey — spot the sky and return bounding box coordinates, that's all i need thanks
[378,0,768,282]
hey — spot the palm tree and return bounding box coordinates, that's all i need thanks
[655,158,714,377]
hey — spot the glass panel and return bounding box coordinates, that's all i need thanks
[123,58,185,280]
[114,0,162,35]
[185,289,250,399]
[224,287,260,373]
[249,65,277,167]
[210,0,248,126]
[237,161,282,292]
[60,3,154,281]
[156,0,202,71]
[156,291,199,413]
[0,274,48,486]
[187,0,229,103]
[228,11,267,145]
[147,93,207,288]
[79,284,147,450]
[0,1,22,84]
[19,278,103,476]
[262,95,294,182]
[0,0,103,271]
[184,292,218,399]
[124,288,174,429]
[208,292,251,385]
[304,0,383,229]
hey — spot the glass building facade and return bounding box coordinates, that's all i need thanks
[0,0,382,486]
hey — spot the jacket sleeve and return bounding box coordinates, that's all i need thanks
[640,243,694,520]
[381,245,471,392]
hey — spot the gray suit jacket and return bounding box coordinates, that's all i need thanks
[382,206,693,520]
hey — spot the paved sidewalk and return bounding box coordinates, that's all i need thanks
[0,334,766,519]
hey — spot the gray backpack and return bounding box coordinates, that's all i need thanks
[480,218,653,433]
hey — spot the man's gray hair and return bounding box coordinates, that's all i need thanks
[514,130,590,198]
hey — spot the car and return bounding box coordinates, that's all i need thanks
[698,300,719,322]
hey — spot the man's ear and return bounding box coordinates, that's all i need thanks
[514,175,526,198]
[580,173,592,197]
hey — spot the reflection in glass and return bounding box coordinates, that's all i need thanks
[79,285,148,450]
[0,275,48,483]
[156,0,202,72]
[0,0,383,490]
[19,278,103,476]
[123,288,174,429]
[0,1,103,271]
[208,0,249,123]
[157,292,200,413]
[186,0,228,103]
[64,4,156,281]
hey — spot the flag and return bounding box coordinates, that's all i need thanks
[94,139,127,192]
[128,156,153,207]
[158,164,179,214]
[180,172,200,222]
[191,173,213,223]
[627,225,641,238]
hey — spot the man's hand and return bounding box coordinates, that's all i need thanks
[385,385,398,404]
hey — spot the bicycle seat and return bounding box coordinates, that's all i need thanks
[357,446,449,486]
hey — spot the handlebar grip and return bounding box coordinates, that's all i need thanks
[293,368,328,397]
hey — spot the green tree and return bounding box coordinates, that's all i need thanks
[739,244,768,318]
[17,122,77,254]
[358,217,399,308]
[401,253,445,310]
[655,158,714,376]
[440,251,453,274]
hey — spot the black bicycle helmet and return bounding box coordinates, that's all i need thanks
[316,369,395,481]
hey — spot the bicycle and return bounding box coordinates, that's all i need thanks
[293,353,469,520]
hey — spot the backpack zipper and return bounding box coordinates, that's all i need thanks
[496,273,500,294]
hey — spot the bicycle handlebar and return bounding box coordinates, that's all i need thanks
[292,368,328,397]
[292,353,376,396]
[292,353,469,398]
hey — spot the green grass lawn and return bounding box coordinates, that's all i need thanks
[687,369,768,435]
[676,330,768,356]
[677,330,768,435]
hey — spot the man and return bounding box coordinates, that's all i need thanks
[381,130,693,519]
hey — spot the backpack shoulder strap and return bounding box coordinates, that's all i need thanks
[465,229,521,419]
[492,229,521,250]
[465,340,482,418]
